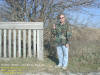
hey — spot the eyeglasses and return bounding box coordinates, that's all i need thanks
[60,17,64,19]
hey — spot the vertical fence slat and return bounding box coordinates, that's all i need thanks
[4,30,7,57]
[18,30,21,57]
[0,30,2,57]
[33,30,36,57]
[37,30,43,60]
[13,30,16,58]
[8,30,11,58]
[28,30,32,57]
[37,30,39,59]
[23,30,26,58]
[0,22,43,59]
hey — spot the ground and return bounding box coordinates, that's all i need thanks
[0,56,100,75]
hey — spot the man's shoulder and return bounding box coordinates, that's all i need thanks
[55,21,60,25]
[55,22,60,28]
[65,20,70,25]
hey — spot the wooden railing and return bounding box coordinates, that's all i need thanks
[0,22,43,60]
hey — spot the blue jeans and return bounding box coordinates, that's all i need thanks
[56,45,69,67]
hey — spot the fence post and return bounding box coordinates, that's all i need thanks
[37,30,44,60]
[33,30,36,57]
[13,30,16,58]
[8,30,11,58]
[23,30,26,58]
[4,30,7,57]
[0,30,2,57]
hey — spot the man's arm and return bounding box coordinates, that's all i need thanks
[67,22,72,41]
[51,24,57,37]
[66,22,72,47]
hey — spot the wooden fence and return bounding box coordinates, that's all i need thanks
[0,22,43,60]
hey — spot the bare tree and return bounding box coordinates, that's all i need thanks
[0,0,97,26]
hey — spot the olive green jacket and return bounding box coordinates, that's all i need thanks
[51,21,72,46]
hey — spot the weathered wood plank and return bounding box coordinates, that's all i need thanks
[33,30,36,57]
[37,30,44,60]
[0,30,2,57]
[0,22,44,60]
[23,30,26,58]
[8,30,11,58]
[18,30,21,57]
[13,30,16,58]
[4,30,7,57]
[28,30,32,57]
[0,22,43,29]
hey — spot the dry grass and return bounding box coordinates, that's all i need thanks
[0,26,100,74]
[44,26,100,72]
[72,26,100,41]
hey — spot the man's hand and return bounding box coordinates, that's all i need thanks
[53,24,56,29]
[66,44,69,48]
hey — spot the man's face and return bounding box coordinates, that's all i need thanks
[59,15,65,23]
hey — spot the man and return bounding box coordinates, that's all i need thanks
[51,14,72,70]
